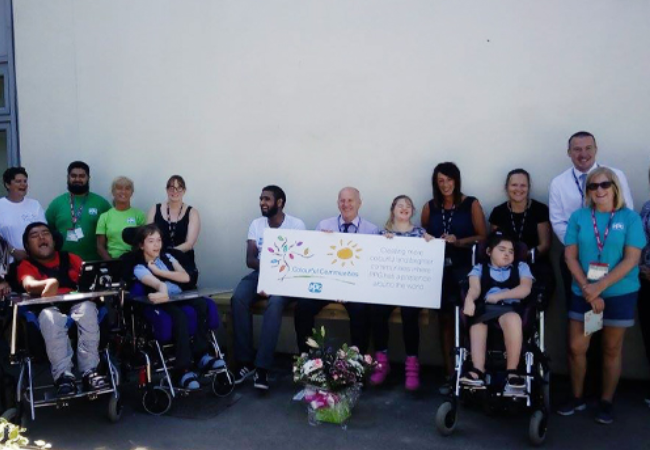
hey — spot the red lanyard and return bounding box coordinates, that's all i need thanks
[591,209,615,256]
[69,194,87,227]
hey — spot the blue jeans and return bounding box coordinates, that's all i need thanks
[231,271,292,369]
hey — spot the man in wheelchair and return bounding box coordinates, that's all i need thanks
[16,222,107,396]
[461,231,534,393]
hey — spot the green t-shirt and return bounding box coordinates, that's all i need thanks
[96,207,147,258]
[45,192,111,261]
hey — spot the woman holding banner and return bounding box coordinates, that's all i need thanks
[369,195,433,391]
[421,162,487,394]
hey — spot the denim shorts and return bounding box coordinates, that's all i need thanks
[568,292,638,328]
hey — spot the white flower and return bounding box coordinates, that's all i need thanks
[306,338,319,349]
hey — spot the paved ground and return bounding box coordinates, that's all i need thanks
[17,356,650,450]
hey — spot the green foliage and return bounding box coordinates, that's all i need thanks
[0,418,51,449]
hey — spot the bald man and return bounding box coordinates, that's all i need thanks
[294,187,379,354]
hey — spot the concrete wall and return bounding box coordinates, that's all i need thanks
[12,1,650,377]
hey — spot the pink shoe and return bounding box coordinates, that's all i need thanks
[405,356,420,391]
[370,352,390,386]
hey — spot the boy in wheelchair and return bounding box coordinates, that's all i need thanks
[16,222,107,396]
[460,231,534,393]
[129,224,223,390]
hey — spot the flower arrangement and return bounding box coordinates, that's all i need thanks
[293,327,376,426]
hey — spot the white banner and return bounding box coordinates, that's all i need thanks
[257,229,445,309]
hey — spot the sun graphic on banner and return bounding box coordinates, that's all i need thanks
[328,239,363,267]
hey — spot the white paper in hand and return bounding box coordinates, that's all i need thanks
[584,310,604,336]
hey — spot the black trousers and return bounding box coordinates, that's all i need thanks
[370,305,421,356]
[294,299,370,354]
[638,277,650,368]
[159,298,209,373]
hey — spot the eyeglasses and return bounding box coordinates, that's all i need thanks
[586,181,613,191]
[166,186,185,193]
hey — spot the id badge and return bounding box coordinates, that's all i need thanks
[74,227,85,240]
[587,262,608,281]
[66,229,78,242]
[584,310,604,336]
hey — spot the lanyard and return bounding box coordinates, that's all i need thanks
[338,215,360,233]
[441,205,455,235]
[69,194,87,227]
[572,170,585,202]
[167,203,184,244]
[508,202,528,241]
[591,209,615,258]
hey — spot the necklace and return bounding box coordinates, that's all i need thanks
[166,202,184,245]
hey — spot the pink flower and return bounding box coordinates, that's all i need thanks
[364,355,373,364]
[313,358,323,369]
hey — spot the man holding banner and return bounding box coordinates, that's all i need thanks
[294,187,379,354]
[231,185,306,391]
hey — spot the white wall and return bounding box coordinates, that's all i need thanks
[12,0,650,376]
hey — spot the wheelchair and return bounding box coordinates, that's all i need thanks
[118,246,234,416]
[6,271,123,426]
[435,242,551,446]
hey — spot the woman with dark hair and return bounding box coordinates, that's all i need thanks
[489,169,554,290]
[421,162,487,393]
[147,175,201,266]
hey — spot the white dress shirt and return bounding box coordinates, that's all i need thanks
[549,163,634,244]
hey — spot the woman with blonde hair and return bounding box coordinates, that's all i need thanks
[558,167,645,424]
[96,176,146,260]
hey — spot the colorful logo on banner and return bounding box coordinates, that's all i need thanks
[267,235,313,280]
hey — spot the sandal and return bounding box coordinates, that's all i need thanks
[459,368,485,387]
[505,371,526,390]
[179,372,200,390]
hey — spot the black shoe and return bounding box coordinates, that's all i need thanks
[83,369,109,391]
[55,372,77,397]
[595,400,614,425]
[254,368,269,391]
[557,397,587,416]
[234,365,256,385]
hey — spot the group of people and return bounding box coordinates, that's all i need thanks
[0,130,648,426]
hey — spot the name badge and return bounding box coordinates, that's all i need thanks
[74,227,85,240]
[66,229,78,242]
[584,310,604,336]
[587,262,608,281]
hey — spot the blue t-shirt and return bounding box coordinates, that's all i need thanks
[565,207,646,297]
[134,253,182,296]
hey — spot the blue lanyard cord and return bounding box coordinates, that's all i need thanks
[338,216,360,233]
[572,171,585,202]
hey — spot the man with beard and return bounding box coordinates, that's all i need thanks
[294,187,378,355]
[231,185,306,390]
[45,161,111,261]
[17,222,106,396]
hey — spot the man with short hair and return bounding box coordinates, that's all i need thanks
[17,222,106,396]
[231,185,306,390]
[294,187,379,354]
[45,161,111,261]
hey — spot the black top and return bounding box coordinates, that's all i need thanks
[425,196,478,267]
[489,199,549,251]
[153,203,195,265]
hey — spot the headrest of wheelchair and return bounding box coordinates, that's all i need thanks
[122,226,141,247]
[474,238,529,265]
[22,222,64,253]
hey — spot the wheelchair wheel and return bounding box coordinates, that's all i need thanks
[542,371,550,412]
[142,386,172,416]
[211,371,235,398]
[435,401,457,436]
[107,393,123,423]
[528,410,548,446]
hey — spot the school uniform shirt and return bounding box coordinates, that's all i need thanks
[96,207,147,258]
[0,197,46,255]
[565,207,646,297]
[468,262,534,304]
[316,215,379,235]
[248,214,306,258]
[133,253,182,295]
[549,164,633,245]
[45,192,111,261]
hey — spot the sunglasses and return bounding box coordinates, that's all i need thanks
[586,181,612,191]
